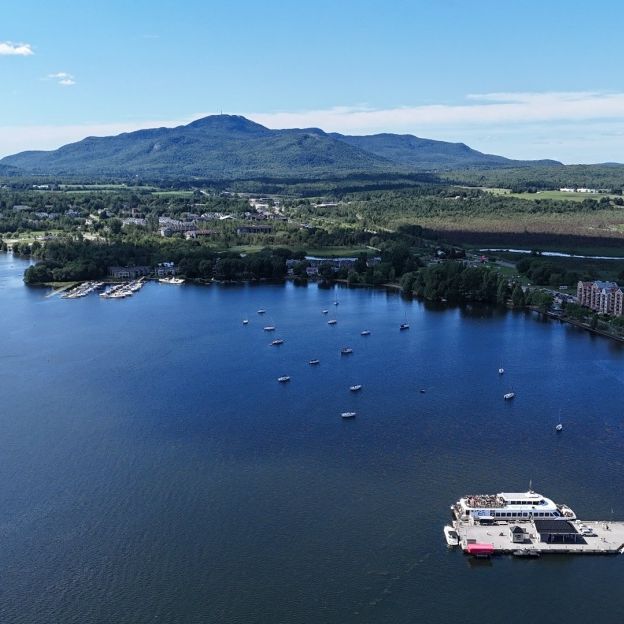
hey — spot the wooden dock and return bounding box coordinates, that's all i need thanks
[454,519,624,555]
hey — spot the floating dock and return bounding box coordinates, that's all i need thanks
[454,518,624,555]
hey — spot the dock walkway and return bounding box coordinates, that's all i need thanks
[455,519,624,555]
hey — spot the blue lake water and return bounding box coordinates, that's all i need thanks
[1,252,624,623]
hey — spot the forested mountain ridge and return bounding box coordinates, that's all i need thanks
[1,115,563,179]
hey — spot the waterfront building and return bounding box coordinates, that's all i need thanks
[108,265,151,279]
[577,280,623,316]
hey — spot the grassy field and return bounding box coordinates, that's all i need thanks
[482,188,621,202]
[151,191,195,197]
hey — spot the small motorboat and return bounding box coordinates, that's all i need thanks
[555,423,563,432]
[277,376,291,383]
[341,347,353,355]
[263,326,276,331]
[504,392,515,400]
[498,367,504,375]
[242,319,249,325]
[333,301,339,306]
[308,359,320,365]
[443,525,459,547]
[360,330,371,336]
[399,323,410,331]
[420,389,426,394]
[257,309,266,314]
[349,384,362,392]
[341,412,356,419]
[322,310,329,314]
[327,319,337,325]
[271,339,284,346]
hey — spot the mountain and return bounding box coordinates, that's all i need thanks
[0,163,19,176]
[330,133,561,169]
[0,114,561,179]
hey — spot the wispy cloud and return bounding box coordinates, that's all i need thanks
[249,92,624,132]
[0,41,34,56]
[47,72,76,86]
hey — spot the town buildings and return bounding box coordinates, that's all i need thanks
[577,280,624,316]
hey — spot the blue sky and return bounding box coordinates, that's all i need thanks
[1,0,623,162]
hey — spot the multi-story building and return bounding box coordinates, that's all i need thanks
[577,280,624,316]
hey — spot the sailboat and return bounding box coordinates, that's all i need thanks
[555,409,563,431]
[399,313,410,330]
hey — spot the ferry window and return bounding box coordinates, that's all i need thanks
[523,513,528,517]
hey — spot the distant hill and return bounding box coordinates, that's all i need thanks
[330,132,561,169]
[0,163,20,176]
[0,114,562,179]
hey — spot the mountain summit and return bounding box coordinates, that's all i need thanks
[0,114,561,178]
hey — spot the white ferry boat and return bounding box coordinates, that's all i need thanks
[451,491,576,522]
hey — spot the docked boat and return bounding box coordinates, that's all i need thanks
[341,347,353,355]
[327,319,337,325]
[159,276,185,284]
[308,359,320,365]
[263,326,276,331]
[443,525,460,547]
[504,392,515,400]
[341,412,356,419]
[360,330,371,336]
[349,384,362,392]
[271,339,284,346]
[451,490,576,522]
[277,376,291,383]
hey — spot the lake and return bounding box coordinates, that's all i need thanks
[1,252,624,623]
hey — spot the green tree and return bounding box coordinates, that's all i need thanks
[511,284,525,308]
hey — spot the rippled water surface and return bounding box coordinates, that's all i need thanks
[2,253,624,623]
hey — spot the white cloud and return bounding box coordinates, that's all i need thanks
[249,92,624,133]
[47,72,76,86]
[1,92,624,163]
[0,41,34,56]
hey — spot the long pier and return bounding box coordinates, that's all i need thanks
[454,519,624,556]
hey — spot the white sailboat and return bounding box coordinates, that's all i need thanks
[400,313,410,330]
